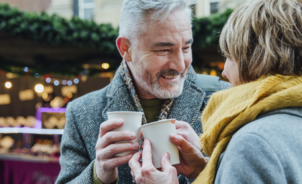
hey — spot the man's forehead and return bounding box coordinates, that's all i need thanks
[142,10,192,45]
[148,10,191,33]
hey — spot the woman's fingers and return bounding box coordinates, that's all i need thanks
[161,152,177,177]
[161,152,171,171]
[170,134,192,150]
[129,151,143,172]
[142,139,153,165]
[141,139,158,171]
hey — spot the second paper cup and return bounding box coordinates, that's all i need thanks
[140,119,180,168]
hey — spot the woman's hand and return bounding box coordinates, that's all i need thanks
[170,134,208,179]
[129,139,179,184]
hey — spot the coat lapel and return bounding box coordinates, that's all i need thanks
[102,70,137,184]
[103,70,138,117]
[168,67,206,135]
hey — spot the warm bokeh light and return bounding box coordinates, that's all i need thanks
[5,82,12,89]
[102,63,110,70]
[35,84,44,93]
[210,69,217,76]
[67,93,73,98]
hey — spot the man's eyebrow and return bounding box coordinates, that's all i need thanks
[152,42,175,48]
[151,38,193,48]
[185,38,194,44]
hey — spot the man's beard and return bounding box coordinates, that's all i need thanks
[133,65,187,99]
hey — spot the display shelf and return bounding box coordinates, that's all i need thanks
[0,128,64,134]
[0,153,59,163]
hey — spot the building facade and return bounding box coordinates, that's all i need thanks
[0,0,244,27]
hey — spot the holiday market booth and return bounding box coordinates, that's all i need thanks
[0,4,232,184]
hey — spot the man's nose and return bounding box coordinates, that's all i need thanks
[169,50,185,73]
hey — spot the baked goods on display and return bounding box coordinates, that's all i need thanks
[0,136,14,150]
[26,116,37,128]
[16,116,26,127]
[0,117,6,127]
[44,116,58,129]
[6,117,16,127]
[43,116,66,129]
[0,116,37,128]
[57,117,66,129]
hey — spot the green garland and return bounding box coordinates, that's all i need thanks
[0,3,233,76]
[192,9,233,49]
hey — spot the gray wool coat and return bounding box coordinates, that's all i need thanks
[215,107,302,184]
[55,66,231,184]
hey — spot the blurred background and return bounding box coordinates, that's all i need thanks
[0,0,244,183]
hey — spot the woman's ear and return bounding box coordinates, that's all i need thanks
[116,37,132,62]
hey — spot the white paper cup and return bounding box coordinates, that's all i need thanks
[140,119,180,168]
[107,111,143,156]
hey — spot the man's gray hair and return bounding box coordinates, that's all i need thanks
[119,0,193,42]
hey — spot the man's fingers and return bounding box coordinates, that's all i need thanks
[100,142,139,159]
[98,153,135,170]
[97,131,137,149]
[99,119,124,138]
[139,129,143,138]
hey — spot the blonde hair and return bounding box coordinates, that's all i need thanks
[220,0,302,82]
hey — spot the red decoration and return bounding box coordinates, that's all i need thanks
[0,69,5,76]
[44,74,50,79]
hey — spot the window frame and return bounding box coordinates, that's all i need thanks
[78,0,94,20]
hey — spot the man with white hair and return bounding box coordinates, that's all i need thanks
[56,0,230,184]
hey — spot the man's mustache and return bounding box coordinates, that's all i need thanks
[156,69,184,78]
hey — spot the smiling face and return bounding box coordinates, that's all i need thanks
[126,10,193,99]
[222,58,241,86]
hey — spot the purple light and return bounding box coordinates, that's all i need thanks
[35,107,66,130]
[62,80,67,85]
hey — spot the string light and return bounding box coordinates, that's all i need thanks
[74,78,79,84]
[67,80,72,86]
[34,73,39,78]
[62,80,67,85]
[102,63,110,70]
[46,78,51,83]
[23,67,29,72]
[54,80,59,86]
[5,82,12,89]
[35,84,44,93]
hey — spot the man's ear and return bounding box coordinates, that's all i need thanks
[116,37,132,62]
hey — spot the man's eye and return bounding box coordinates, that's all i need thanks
[157,50,169,53]
[183,47,190,52]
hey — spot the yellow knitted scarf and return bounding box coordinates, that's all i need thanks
[193,75,302,184]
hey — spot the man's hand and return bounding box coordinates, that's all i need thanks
[95,118,139,184]
[170,134,207,179]
[129,139,179,184]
